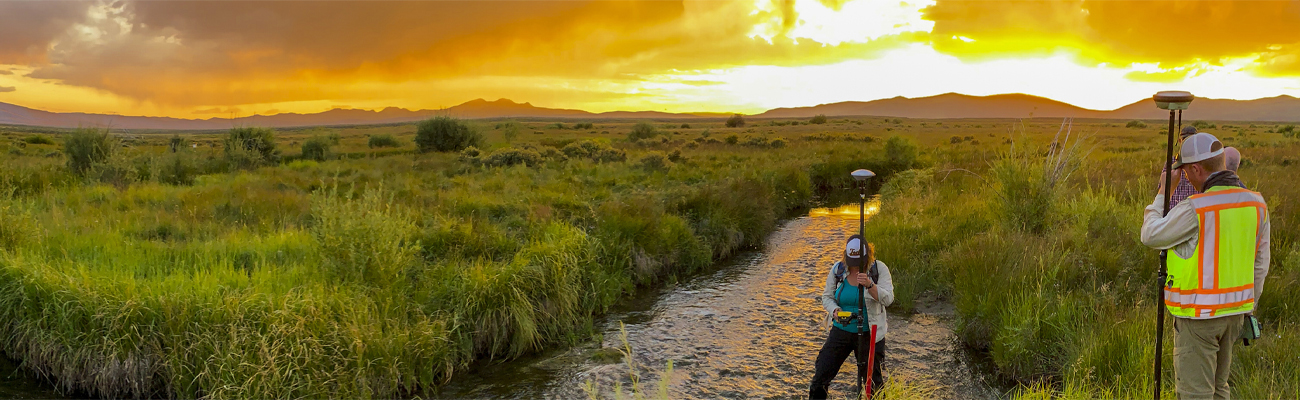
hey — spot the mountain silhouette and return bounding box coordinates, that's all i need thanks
[3,94,1300,130]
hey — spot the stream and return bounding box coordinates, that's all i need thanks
[435,205,1009,399]
[0,205,1009,399]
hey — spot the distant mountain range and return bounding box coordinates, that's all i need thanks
[3,94,1299,131]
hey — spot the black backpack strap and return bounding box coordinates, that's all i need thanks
[869,261,880,284]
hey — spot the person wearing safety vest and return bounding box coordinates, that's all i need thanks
[1141,132,1271,400]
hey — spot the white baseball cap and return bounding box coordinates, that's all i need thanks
[844,234,867,268]
[1173,132,1224,170]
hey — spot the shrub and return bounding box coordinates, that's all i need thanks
[311,187,419,286]
[157,152,197,186]
[770,138,786,148]
[480,148,543,167]
[367,134,401,148]
[667,149,685,162]
[300,136,333,162]
[23,135,54,145]
[223,127,280,169]
[809,114,828,124]
[724,134,739,145]
[1192,120,1216,130]
[680,123,691,129]
[884,135,918,172]
[416,116,482,153]
[1279,125,1297,138]
[549,122,566,130]
[950,136,962,144]
[574,122,595,130]
[725,114,745,128]
[1124,120,1144,128]
[459,146,481,161]
[628,122,659,142]
[168,135,189,152]
[637,152,673,172]
[64,127,118,176]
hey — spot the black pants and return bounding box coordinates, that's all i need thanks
[809,327,886,400]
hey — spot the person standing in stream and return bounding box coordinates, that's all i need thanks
[809,234,894,399]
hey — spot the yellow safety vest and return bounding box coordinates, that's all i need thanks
[1165,186,1268,319]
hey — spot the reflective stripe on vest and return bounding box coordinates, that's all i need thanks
[1164,186,1267,319]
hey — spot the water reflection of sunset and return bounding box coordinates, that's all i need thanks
[809,197,881,219]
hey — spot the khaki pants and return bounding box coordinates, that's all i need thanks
[1173,314,1244,400]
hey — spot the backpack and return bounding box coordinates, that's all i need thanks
[832,260,879,289]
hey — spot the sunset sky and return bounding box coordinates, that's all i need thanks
[2,0,1300,118]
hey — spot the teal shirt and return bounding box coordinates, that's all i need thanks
[832,281,865,333]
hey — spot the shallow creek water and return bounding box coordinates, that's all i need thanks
[436,207,1009,399]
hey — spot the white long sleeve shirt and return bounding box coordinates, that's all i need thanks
[820,261,893,341]
[1140,194,1271,302]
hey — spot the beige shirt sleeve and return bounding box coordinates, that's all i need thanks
[1141,194,1199,258]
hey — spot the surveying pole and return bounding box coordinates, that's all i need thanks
[1151,91,1193,400]
[851,169,876,398]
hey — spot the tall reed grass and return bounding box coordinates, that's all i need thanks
[865,125,1299,398]
[0,128,902,398]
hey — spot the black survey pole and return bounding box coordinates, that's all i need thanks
[850,169,875,399]
[1151,91,1192,400]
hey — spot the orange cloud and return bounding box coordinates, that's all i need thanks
[3,0,1300,118]
[923,0,1300,70]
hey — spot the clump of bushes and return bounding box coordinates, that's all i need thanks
[1124,120,1147,129]
[1279,124,1297,138]
[667,148,685,162]
[680,123,691,129]
[168,135,189,152]
[883,135,919,173]
[23,135,54,145]
[628,122,660,142]
[724,134,739,144]
[368,134,401,148]
[480,148,544,167]
[156,151,197,186]
[561,140,627,163]
[574,122,595,130]
[725,114,745,128]
[809,114,828,124]
[416,116,482,153]
[64,127,118,176]
[300,136,333,162]
[1192,120,1217,130]
[637,152,673,172]
[223,126,280,170]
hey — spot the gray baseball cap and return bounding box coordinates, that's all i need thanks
[1173,132,1224,170]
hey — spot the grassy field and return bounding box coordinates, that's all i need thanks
[863,120,1300,398]
[0,116,1297,398]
